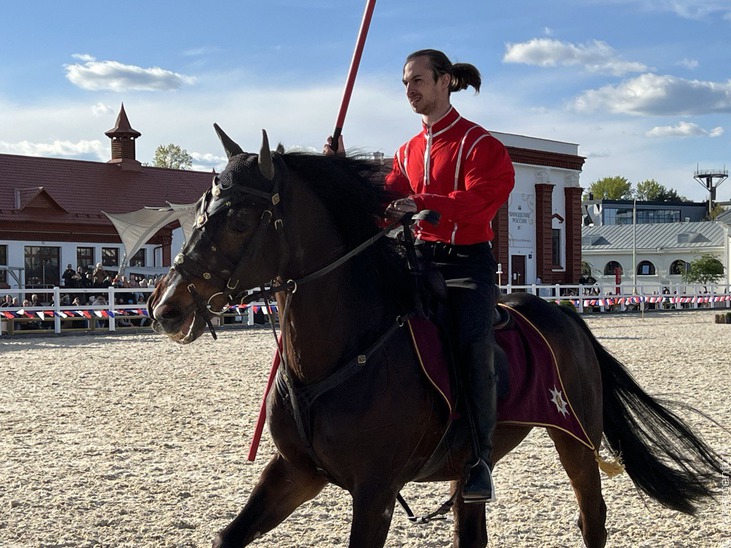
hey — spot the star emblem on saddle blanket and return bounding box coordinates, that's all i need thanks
[549,386,569,417]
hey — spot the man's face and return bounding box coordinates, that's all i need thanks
[402,56,449,117]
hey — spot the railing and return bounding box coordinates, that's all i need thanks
[0,286,276,336]
[502,282,731,314]
[2,282,730,336]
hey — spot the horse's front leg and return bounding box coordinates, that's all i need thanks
[213,452,328,548]
[348,483,399,548]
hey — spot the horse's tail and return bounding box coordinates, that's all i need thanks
[556,304,727,515]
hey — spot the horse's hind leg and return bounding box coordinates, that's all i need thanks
[451,480,487,548]
[549,431,607,548]
[450,425,532,548]
[213,453,328,548]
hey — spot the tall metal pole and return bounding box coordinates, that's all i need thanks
[632,199,637,294]
[330,0,378,152]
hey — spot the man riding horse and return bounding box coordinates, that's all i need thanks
[328,48,515,502]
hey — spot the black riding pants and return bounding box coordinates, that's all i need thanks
[415,240,497,349]
[415,240,498,462]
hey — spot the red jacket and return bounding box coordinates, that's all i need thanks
[385,107,515,245]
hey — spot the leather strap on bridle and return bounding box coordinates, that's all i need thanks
[242,217,402,305]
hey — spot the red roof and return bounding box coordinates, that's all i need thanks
[0,153,213,226]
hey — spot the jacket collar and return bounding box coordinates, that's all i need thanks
[422,106,461,137]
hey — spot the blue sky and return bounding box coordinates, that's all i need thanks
[1,0,730,202]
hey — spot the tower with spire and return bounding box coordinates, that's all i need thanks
[105,103,142,171]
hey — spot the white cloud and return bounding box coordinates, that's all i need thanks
[71,53,95,62]
[503,38,649,76]
[65,55,196,92]
[601,0,731,20]
[190,151,227,172]
[663,0,731,20]
[91,102,113,117]
[645,121,724,137]
[572,73,731,115]
[0,139,105,159]
[677,58,699,70]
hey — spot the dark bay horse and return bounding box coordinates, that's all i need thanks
[148,126,726,548]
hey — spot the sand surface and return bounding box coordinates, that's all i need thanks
[1,311,730,547]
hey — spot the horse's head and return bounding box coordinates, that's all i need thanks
[148,125,285,343]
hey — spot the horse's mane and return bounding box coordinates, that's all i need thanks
[281,152,391,245]
[280,152,411,308]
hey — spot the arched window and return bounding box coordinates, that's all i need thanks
[637,260,656,275]
[669,259,689,275]
[604,261,623,276]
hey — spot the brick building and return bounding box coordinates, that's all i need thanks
[0,105,213,290]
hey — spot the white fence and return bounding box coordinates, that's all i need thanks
[0,286,273,336]
[504,282,731,314]
[2,282,730,336]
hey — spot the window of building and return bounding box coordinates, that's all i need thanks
[551,229,562,266]
[604,261,623,276]
[24,246,60,287]
[77,247,94,269]
[610,206,681,225]
[102,247,119,267]
[669,259,689,276]
[0,244,7,284]
[637,260,656,275]
[130,249,146,267]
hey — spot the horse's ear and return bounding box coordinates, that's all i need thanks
[276,143,285,154]
[213,123,244,159]
[259,129,275,181]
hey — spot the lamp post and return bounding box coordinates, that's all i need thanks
[632,199,637,294]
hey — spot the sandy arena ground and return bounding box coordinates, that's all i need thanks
[1,310,730,547]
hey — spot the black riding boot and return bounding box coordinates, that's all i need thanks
[462,339,498,503]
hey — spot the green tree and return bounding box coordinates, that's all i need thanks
[586,176,633,200]
[153,144,193,170]
[635,179,686,202]
[635,179,663,200]
[709,203,725,220]
[682,254,725,285]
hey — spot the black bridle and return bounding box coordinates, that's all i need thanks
[169,156,403,340]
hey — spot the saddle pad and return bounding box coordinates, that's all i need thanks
[407,307,594,450]
[406,316,454,414]
[494,305,594,450]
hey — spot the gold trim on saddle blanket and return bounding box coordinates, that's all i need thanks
[406,318,454,416]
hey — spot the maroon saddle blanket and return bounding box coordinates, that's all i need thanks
[406,304,594,450]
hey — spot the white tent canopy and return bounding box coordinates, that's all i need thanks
[103,203,197,273]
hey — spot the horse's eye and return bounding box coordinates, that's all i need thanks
[227,208,254,233]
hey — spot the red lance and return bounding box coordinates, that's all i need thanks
[248,0,377,460]
[329,0,378,152]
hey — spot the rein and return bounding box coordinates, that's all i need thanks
[243,217,402,304]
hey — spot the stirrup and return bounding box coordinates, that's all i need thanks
[462,460,496,503]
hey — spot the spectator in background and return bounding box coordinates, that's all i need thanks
[92,263,107,287]
[62,264,77,287]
